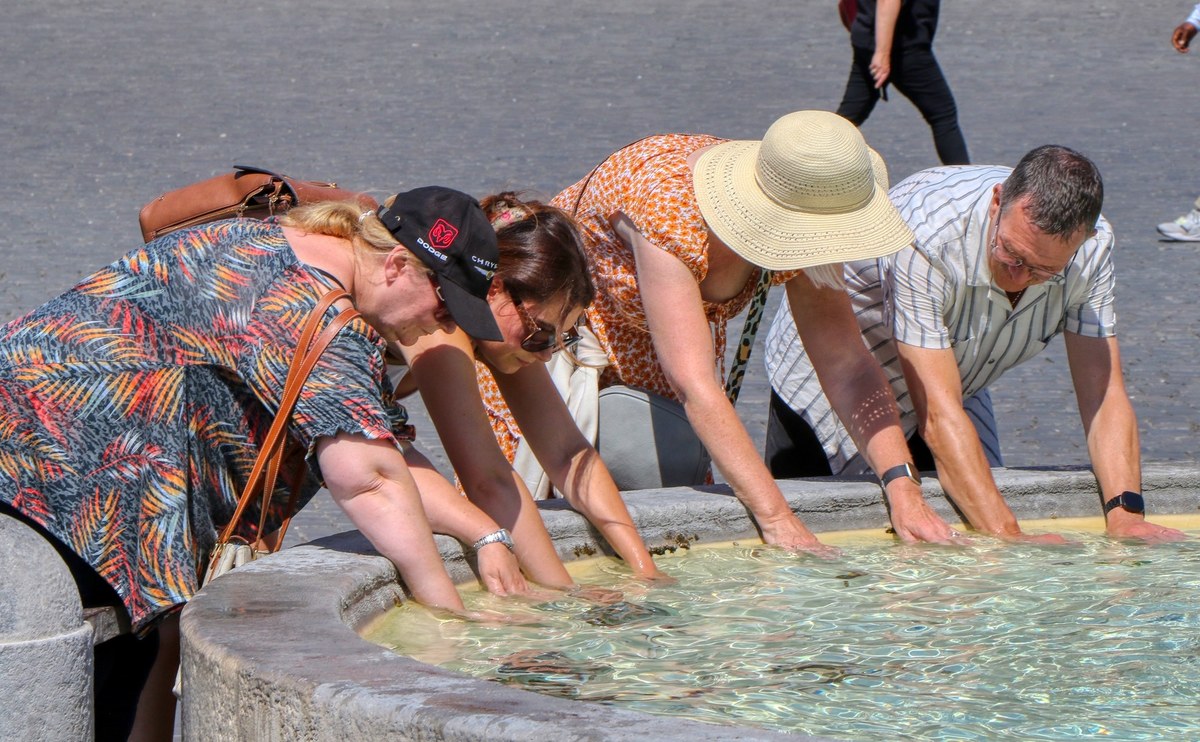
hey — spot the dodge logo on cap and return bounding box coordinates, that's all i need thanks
[429,219,459,249]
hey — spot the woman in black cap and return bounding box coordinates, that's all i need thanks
[0,186,524,740]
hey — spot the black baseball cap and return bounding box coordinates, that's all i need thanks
[378,187,503,341]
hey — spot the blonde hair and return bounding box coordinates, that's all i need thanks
[278,199,403,258]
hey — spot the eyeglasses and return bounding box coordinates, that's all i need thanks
[989,219,1061,282]
[512,298,581,353]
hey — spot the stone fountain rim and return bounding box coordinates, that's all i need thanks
[179,463,1200,741]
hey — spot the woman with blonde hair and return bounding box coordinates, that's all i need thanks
[0,186,528,740]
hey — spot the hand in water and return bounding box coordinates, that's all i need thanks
[998,531,1073,546]
[887,494,972,546]
[476,544,529,597]
[1108,518,1188,543]
[758,513,841,558]
[428,605,533,625]
[636,571,679,587]
[565,584,625,604]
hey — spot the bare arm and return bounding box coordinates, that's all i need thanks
[402,330,575,589]
[315,432,464,611]
[871,0,902,87]
[496,363,669,580]
[894,342,1064,543]
[785,275,958,544]
[615,214,825,551]
[402,445,529,595]
[1064,333,1185,541]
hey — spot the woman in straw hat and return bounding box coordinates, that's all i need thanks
[480,110,963,550]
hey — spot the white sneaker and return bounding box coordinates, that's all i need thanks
[1157,205,1200,241]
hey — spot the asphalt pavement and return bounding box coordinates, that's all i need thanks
[3,0,1199,546]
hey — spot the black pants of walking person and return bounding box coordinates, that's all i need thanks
[837,44,969,166]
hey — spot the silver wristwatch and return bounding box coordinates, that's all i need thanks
[471,528,515,553]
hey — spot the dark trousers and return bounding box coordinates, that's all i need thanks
[765,389,935,478]
[837,44,970,166]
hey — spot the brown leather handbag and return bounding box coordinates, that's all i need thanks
[138,165,377,243]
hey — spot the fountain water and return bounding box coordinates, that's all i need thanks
[181,464,1200,740]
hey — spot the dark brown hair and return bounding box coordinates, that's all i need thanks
[478,192,594,323]
[1000,145,1103,238]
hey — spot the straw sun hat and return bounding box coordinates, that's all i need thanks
[692,110,914,271]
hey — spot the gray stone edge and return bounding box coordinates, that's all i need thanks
[180,464,1200,741]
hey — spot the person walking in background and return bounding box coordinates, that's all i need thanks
[1156,3,1200,242]
[1170,3,1200,52]
[837,0,970,166]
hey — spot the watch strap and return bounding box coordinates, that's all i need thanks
[471,528,515,552]
[1102,491,1145,516]
[880,462,921,488]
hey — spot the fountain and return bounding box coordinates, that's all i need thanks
[180,463,1200,740]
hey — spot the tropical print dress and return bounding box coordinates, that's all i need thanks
[0,220,405,634]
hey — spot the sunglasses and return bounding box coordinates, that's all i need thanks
[512,298,581,353]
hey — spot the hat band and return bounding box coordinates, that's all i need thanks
[753,169,874,215]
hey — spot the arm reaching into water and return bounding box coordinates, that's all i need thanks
[316,432,465,611]
[495,361,670,581]
[617,213,830,553]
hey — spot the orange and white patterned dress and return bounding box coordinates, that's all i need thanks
[477,134,800,463]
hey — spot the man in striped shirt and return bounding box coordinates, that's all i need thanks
[764,145,1185,543]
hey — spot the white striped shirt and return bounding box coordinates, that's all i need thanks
[764,165,1117,474]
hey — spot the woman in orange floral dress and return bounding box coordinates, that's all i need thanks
[482,110,964,551]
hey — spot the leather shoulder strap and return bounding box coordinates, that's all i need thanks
[216,290,357,547]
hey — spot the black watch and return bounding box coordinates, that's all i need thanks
[1102,491,1145,518]
[880,462,921,488]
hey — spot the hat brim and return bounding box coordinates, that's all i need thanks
[693,140,915,270]
[437,278,503,342]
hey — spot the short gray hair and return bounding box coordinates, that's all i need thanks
[1000,145,1103,237]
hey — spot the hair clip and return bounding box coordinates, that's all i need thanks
[490,203,530,229]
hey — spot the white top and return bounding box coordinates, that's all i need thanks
[1188,3,1200,29]
[764,165,1117,474]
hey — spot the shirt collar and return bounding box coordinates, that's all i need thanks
[963,190,995,289]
